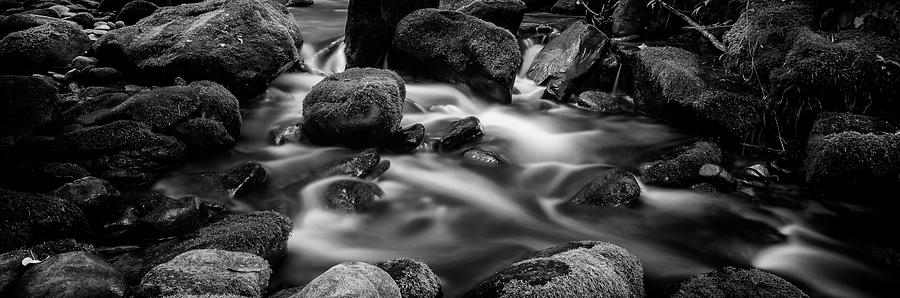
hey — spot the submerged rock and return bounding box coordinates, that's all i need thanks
[0,22,89,74]
[177,161,268,201]
[297,262,402,298]
[15,252,127,298]
[376,258,442,298]
[442,0,527,33]
[569,168,640,207]
[672,267,808,298]
[302,68,406,148]
[0,188,88,252]
[639,141,722,188]
[390,9,521,104]
[463,148,503,168]
[466,240,644,297]
[93,0,304,99]
[321,178,384,213]
[439,116,485,152]
[526,21,612,102]
[344,0,438,68]
[576,91,623,113]
[139,249,271,297]
[0,75,59,145]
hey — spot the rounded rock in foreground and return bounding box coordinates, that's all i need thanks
[376,258,442,298]
[569,168,640,207]
[302,68,406,148]
[15,251,127,298]
[672,267,808,298]
[139,249,272,298]
[298,261,402,298]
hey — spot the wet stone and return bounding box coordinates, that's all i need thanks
[387,123,426,153]
[376,258,442,298]
[137,195,204,238]
[322,178,384,213]
[569,168,640,207]
[440,116,485,152]
[462,148,502,168]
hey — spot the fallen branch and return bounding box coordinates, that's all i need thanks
[650,0,727,52]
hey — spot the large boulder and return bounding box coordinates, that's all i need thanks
[376,258,442,298]
[466,241,644,297]
[672,267,808,298]
[630,47,763,143]
[0,75,59,145]
[389,9,521,104]
[344,0,438,68]
[0,13,71,38]
[301,68,405,148]
[139,249,271,297]
[93,0,304,100]
[441,0,527,33]
[0,22,89,74]
[297,262,402,298]
[639,141,722,188]
[0,189,88,252]
[569,168,640,207]
[526,20,612,101]
[14,252,128,298]
[804,112,900,200]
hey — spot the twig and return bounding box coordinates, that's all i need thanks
[651,0,727,52]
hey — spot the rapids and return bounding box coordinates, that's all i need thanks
[151,2,900,297]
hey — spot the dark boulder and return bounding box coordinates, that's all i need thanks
[14,251,127,298]
[0,160,90,192]
[376,258,442,298]
[526,21,612,101]
[610,0,649,36]
[93,0,304,100]
[569,168,640,207]
[439,116,485,152]
[286,0,313,7]
[136,195,204,238]
[0,250,30,295]
[344,0,438,68]
[139,249,271,297]
[0,22,90,74]
[166,160,268,202]
[0,188,88,252]
[672,267,808,298]
[441,0,526,33]
[67,12,94,28]
[52,176,121,219]
[0,75,59,145]
[297,262,401,298]
[466,240,644,297]
[115,0,156,25]
[389,9,521,104]
[386,123,426,153]
[80,67,124,86]
[301,68,405,148]
[170,117,236,152]
[321,178,384,213]
[639,141,722,188]
[576,91,623,113]
[0,13,70,38]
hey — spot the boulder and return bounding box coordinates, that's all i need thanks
[170,117,236,152]
[0,22,90,74]
[576,91,622,113]
[0,75,59,145]
[321,178,383,213]
[639,141,722,188]
[0,13,70,38]
[569,168,640,207]
[52,176,121,218]
[297,262,402,298]
[0,188,88,252]
[301,68,406,148]
[0,160,90,192]
[115,0,156,25]
[136,195,204,237]
[466,240,644,297]
[376,258,442,298]
[526,21,612,101]
[139,249,271,297]
[93,0,304,100]
[14,252,128,298]
[672,267,808,298]
[610,0,648,36]
[389,9,521,104]
[439,116,485,152]
[441,0,527,33]
[630,47,763,143]
[344,0,438,68]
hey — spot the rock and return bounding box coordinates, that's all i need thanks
[170,117,236,152]
[639,141,722,188]
[672,267,808,298]
[569,168,640,207]
[94,0,304,100]
[698,164,736,189]
[0,189,88,252]
[0,160,90,191]
[0,13,70,38]
[0,22,90,74]
[52,176,121,218]
[269,287,304,298]
[69,55,97,70]
[389,9,521,104]
[690,182,719,193]
[441,0,526,33]
[610,0,648,36]
[301,68,405,148]
[297,262,402,298]
[0,250,30,294]
[526,21,612,101]
[462,148,502,168]
[576,91,622,113]
[466,240,644,297]
[115,0,156,25]
[386,123,425,153]
[520,0,555,11]
[14,252,127,298]
[321,178,384,213]
[376,258,442,298]
[549,0,581,15]
[630,46,763,143]
[0,75,59,145]
[137,195,204,237]
[269,120,303,145]
[722,1,813,78]
[344,0,438,68]
[139,249,271,297]
[804,113,900,200]
[173,161,268,201]
[26,238,97,259]
[286,0,312,7]
[67,12,94,28]
[81,66,123,85]
[439,116,484,151]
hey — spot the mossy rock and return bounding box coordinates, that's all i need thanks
[376,258,442,298]
[139,249,271,297]
[0,188,88,252]
[639,141,723,188]
[672,267,808,298]
[0,21,90,74]
[722,0,814,78]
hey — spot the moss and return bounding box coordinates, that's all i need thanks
[0,189,88,252]
[56,120,178,155]
[451,0,527,33]
[722,0,814,78]
[640,141,723,188]
[102,86,200,132]
[804,131,900,198]
[376,258,442,298]
[0,22,90,74]
[672,267,808,298]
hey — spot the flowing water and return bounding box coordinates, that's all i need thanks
[152,2,899,297]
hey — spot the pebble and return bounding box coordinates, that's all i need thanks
[95,24,111,30]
